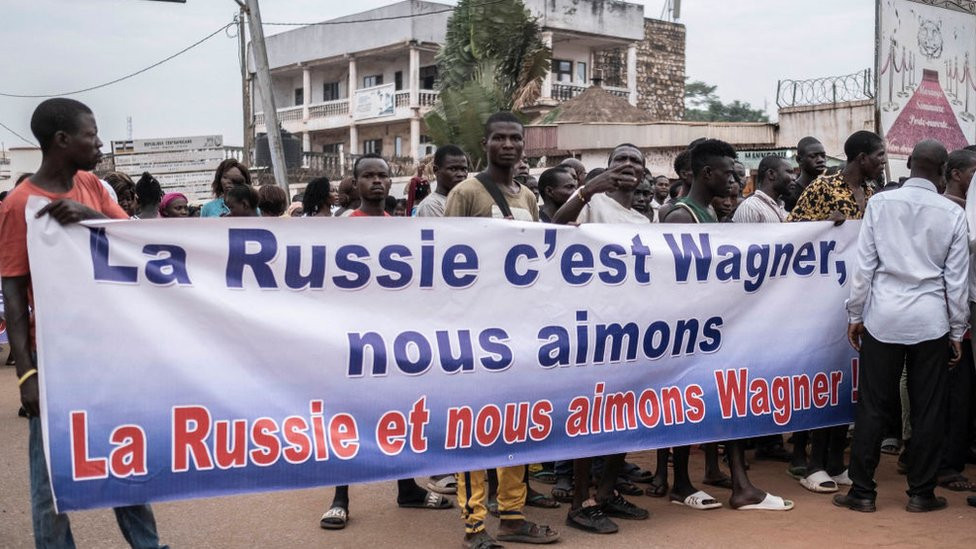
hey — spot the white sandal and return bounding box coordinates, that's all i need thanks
[670,490,722,510]
[800,470,838,493]
[319,506,348,530]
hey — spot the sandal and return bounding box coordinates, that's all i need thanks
[496,520,560,544]
[880,438,901,455]
[551,480,574,503]
[645,476,669,497]
[614,479,643,496]
[427,474,457,495]
[531,470,557,484]
[319,505,348,530]
[621,463,655,484]
[398,491,453,509]
[464,530,503,549]
[487,499,499,517]
[527,491,561,509]
[938,474,976,492]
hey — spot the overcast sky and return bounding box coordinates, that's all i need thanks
[0,0,875,149]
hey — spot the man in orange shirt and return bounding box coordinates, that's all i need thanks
[0,98,166,548]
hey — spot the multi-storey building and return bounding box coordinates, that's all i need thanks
[250,0,680,166]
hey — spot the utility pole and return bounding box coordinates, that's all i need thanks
[237,8,253,165]
[241,0,289,193]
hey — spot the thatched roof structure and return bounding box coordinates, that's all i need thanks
[538,84,655,124]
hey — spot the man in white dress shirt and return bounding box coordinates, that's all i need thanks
[836,140,969,513]
[732,155,792,223]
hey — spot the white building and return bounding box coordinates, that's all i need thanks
[250,0,645,163]
[0,146,42,192]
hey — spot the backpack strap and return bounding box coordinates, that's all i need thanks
[474,171,514,219]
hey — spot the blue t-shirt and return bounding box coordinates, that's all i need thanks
[201,198,229,217]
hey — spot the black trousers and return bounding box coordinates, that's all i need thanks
[939,341,974,475]
[849,331,948,500]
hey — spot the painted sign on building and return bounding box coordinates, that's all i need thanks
[878,0,976,176]
[111,135,224,203]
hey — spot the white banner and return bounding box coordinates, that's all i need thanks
[353,83,396,120]
[26,203,860,511]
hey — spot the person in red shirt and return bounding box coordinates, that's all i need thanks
[0,98,166,548]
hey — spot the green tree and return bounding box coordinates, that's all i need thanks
[684,80,769,122]
[425,0,550,169]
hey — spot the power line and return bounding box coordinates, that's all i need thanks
[0,120,37,147]
[0,21,234,99]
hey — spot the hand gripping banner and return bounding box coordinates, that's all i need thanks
[26,199,860,511]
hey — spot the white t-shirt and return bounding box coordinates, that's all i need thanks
[575,191,651,225]
[416,193,448,218]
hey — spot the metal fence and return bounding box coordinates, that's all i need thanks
[776,69,875,109]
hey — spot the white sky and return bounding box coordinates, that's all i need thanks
[0,0,875,149]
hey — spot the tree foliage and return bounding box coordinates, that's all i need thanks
[684,80,769,123]
[425,0,550,169]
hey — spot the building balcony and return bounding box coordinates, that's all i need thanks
[551,83,630,102]
[255,91,438,135]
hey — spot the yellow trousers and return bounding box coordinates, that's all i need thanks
[456,466,526,534]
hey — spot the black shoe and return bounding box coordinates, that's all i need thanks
[17,406,28,418]
[601,493,649,520]
[832,493,876,512]
[906,495,947,513]
[967,495,976,507]
[566,505,618,534]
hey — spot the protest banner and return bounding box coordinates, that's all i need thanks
[25,197,860,511]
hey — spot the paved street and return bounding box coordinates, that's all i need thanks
[2,363,975,548]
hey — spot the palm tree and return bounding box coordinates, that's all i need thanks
[425,0,550,169]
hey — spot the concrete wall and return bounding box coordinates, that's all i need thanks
[525,0,644,40]
[255,0,450,71]
[776,100,875,159]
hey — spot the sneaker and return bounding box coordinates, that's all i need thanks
[566,505,618,534]
[601,493,649,520]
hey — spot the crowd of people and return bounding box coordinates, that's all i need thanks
[3,98,976,549]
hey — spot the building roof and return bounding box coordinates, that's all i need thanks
[538,85,655,124]
[254,1,451,71]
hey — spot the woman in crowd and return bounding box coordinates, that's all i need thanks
[301,177,334,217]
[104,171,138,217]
[257,183,288,217]
[159,192,189,218]
[224,184,259,217]
[201,159,252,217]
[134,172,164,219]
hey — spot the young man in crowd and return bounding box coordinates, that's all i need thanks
[334,176,360,217]
[558,157,587,186]
[319,154,453,531]
[537,166,577,223]
[551,144,652,533]
[935,148,976,492]
[732,155,792,223]
[789,130,886,494]
[663,139,794,512]
[416,144,468,218]
[650,175,670,221]
[784,136,827,212]
[837,140,968,513]
[0,98,168,548]
[445,112,558,548]
[631,177,653,220]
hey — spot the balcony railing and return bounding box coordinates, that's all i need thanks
[394,90,440,108]
[552,83,630,101]
[309,99,349,118]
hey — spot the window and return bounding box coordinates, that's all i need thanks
[394,71,403,91]
[363,74,383,88]
[420,65,438,89]
[394,136,403,157]
[552,59,573,83]
[323,82,340,101]
[294,88,304,106]
[577,62,587,85]
[363,139,383,155]
[322,143,341,154]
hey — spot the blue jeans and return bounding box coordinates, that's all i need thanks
[29,417,167,549]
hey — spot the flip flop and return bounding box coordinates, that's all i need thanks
[398,491,453,509]
[800,471,838,493]
[464,530,503,549]
[735,493,794,511]
[531,470,558,484]
[614,479,643,496]
[527,492,561,509]
[880,438,901,455]
[621,464,655,484]
[551,484,574,503]
[787,464,807,480]
[319,506,348,530]
[831,469,852,486]
[427,475,457,494]
[938,474,976,492]
[644,477,668,498]
[669,490,722,510]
